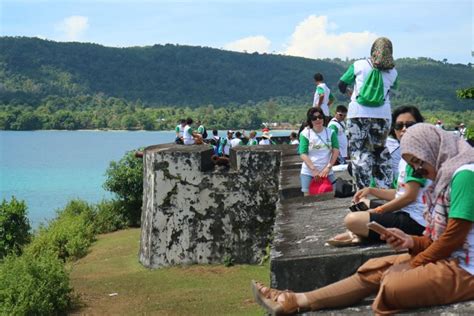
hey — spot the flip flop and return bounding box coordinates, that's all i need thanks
[326,231,361,247]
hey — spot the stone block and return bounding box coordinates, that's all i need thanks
[139,143,282,268]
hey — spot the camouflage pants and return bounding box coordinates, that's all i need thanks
[348,118,392,190]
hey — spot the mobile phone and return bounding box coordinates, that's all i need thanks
[349,201,369,212]
[367,221,400,240]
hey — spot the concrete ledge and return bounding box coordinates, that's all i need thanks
[271,195,395,292]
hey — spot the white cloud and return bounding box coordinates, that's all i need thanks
[55,16,89,41]
[283,15,378,60]
[224,35,271,53]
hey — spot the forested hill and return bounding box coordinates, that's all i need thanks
[0,36,472,111]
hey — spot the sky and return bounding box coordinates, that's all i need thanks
[1,0,473,64]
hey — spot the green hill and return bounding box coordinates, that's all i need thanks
[1,36,472,111]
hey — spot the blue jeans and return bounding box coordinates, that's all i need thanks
[300,173,336,193]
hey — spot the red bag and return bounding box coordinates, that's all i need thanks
[309,177,333,195]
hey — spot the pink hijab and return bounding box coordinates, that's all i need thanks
[400,123,474,201]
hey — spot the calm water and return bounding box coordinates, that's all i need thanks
[0,130,175,227]
[0,130,291,227]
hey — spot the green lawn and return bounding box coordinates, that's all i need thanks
[69,229,269,315]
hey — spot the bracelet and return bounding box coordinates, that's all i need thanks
[374,206,384,214]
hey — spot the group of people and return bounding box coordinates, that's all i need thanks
[174,119,278,157]
[253,37,474,314]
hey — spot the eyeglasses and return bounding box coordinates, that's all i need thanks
[311,115,324,121]
[412,159,429,178]
[394,121,416,131]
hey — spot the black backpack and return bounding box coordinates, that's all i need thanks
[334,177,356,198]
[202,127,208,139]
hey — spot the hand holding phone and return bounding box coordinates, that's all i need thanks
[367,221,397,237]
[349,201,369,212]
[367,222,413,251]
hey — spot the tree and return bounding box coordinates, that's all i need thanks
[456,87,474,99]
[103,149,143,226]
[0,197,31,259]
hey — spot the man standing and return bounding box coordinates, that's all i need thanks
[327,105,348,164]
[219,130,234,157]
[313,72,335,123]
[459,123,467,140]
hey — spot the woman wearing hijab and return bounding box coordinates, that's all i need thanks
[251,123,474,315]
[338,37,398,190]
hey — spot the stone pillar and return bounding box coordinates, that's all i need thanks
[139,144,281,268]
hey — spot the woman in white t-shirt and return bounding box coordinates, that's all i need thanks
[298,107,339,196]
[338,37,398,190]
[328,106,427,246]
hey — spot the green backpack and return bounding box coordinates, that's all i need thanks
[356,60,386,107]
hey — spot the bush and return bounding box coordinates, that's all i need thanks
[94,200,129,234]
[0,197,31,259]
[104,149,143,226]
[0,251,72,315]
[26,200,95,261]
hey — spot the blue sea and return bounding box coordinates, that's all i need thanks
[0,130,291,227]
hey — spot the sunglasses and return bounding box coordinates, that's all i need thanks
[311,115,324,121]
[394,121,416,131]
[412,159,429,178]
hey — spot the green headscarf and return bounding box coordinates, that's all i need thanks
[370,37,395,70]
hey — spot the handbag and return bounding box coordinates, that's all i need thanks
[309,177,333,195]
[334,177,356,198]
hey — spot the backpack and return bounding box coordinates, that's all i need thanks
[334,177,356,198]
[202,127,208,139]
[356,60,386,107]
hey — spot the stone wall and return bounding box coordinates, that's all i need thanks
[139,144,282,268]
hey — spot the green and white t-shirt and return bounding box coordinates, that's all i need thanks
[327,118,347,158]
[313,83,335,117]
[183,125,195,145]
[339,59,398,120]
[175,124,184,137]
[449,164,474,274]
[230,138,243,148]
[197,125,205,135]
[395,159,429,227]
[247,138,258,146]
[298,127,339,176]
[219,137,231,155]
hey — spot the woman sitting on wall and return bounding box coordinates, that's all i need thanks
[299,107,339,196]
[252,123,474,315]
[328,105,427,246]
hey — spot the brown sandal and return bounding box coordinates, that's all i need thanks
[251,280,300,315]
[253,281,284,300]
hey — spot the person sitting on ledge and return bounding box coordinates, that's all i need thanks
[299,107,339,196]
[246,131,258,146]
[182,117,203,145]
[289,132,299,145]
[259,131,274,145]
[327,105,427,247]
[252,123,474,315]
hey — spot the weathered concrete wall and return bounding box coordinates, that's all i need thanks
[139,144,282,268]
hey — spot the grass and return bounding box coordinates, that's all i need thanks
[69,229,270,315]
